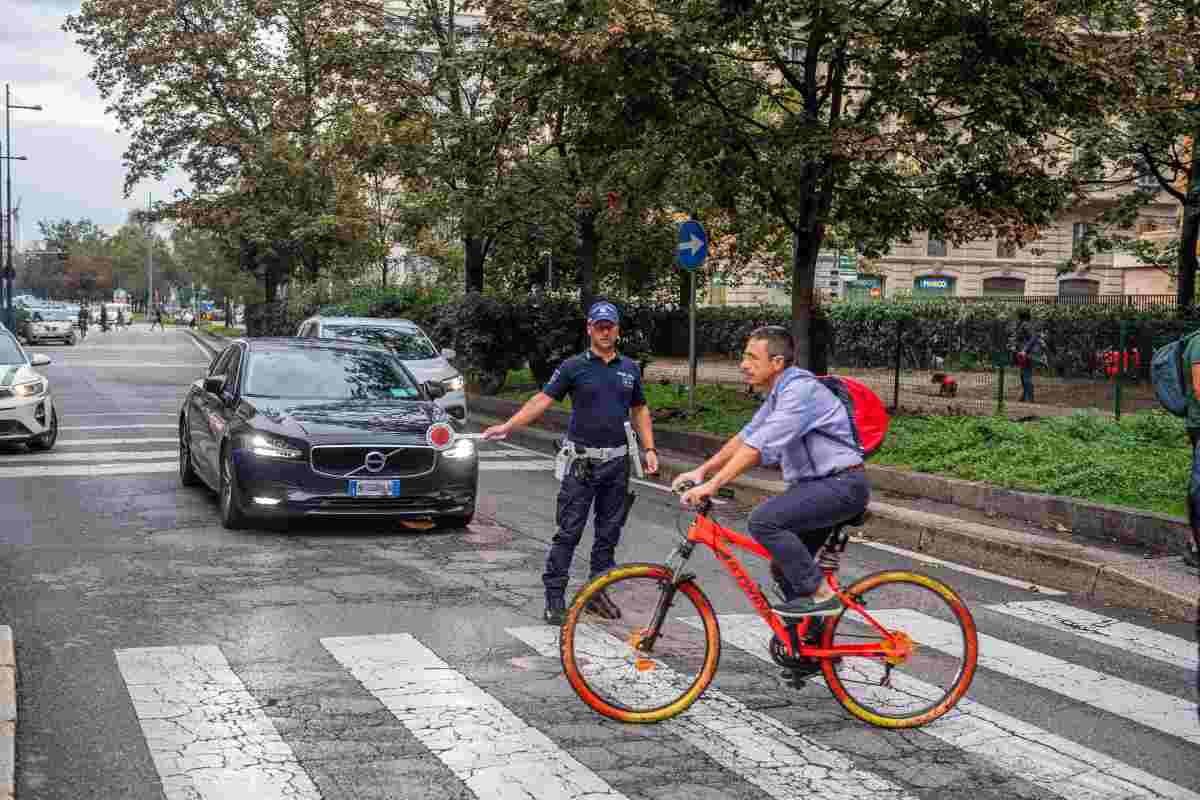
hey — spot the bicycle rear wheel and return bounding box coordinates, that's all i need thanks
[821,570,978,728]
[561,564,721,723]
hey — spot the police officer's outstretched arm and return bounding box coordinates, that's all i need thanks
[481,392,556,440]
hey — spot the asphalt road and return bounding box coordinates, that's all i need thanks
[0,324,1197,800]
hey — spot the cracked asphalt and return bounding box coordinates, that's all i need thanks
[0,325,1196,799]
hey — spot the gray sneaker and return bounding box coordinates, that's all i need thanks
[775,594,844,619]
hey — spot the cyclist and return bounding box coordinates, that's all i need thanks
[675,325,868,618]
[77,305,89,339]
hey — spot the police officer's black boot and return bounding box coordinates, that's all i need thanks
[543,595,566,626]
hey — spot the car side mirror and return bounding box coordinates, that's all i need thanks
[440,348,457,361]
[30,354,51,367]
[203,375,226,395]
[425,380,446,399]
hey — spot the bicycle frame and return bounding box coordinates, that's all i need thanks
[684,510,901,660]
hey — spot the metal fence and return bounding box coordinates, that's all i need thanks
[949,294,1178,311]
[825,317,1195,419]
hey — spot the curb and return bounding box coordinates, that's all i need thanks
[1,626,15,800]
[474,411,1198,622]
[469,395,1193,558]
[187,329,220,357]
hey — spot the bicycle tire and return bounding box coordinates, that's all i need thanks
[560,563,721,723]
[820,570,978,729]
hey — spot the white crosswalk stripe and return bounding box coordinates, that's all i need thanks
[696,614,1200,800]
[323,633,627,800]
[508,625,919,800]
[114,645,321,800]
[0,463,179,479]
[0,450,177,463]
[865,608,1200,745]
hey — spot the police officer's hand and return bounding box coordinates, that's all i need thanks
[671,468,705,493]
[681,480,717,508]
[644,450,659,475]
[480,422,511,441]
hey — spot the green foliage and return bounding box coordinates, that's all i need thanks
[876,412,1191,517]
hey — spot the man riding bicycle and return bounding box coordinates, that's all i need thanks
[676,326,869,618]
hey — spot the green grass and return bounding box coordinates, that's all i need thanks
[200,323,245,338]
[497,368,1192,517]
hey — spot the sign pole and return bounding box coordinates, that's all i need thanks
[689,270,696,414]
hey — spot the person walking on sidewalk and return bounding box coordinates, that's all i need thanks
[481,301,660,624]
[674,326,869,618]
[1180,336,1200,568]
[149,305,165,332]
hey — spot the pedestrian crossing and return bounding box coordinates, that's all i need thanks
[0,436,553,480]
[105,600,1198,800]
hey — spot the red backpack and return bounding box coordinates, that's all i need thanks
[815,375,889,458]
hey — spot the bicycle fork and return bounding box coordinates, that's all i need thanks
[638,543,698,653]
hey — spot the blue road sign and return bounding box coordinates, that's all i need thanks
[676,220,708,271]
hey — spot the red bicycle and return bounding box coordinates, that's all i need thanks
[560,484,979,727]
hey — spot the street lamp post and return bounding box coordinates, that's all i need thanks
[4,84,42,330]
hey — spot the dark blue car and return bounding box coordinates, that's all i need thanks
[179,337,478,530]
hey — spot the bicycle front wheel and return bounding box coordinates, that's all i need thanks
[821,570,978,729]
[561,564,721,723]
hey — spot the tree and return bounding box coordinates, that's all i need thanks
[67,0,386,332]
[487,0,1112,368]
[1055,3,1200,307]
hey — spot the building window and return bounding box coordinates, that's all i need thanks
[927,238,947,257]
[996,239,1017,258]
[1059,278,1100,299]
[1072,222,1093,254]
[982,277,1025,297]
[914,275,955,297]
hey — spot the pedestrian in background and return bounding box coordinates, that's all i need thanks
[1180,334,1200,569]
[481,301,659,624]
[1011,309,1045,403]
[149,305,165,332]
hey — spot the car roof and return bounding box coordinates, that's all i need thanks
[240,336,394,355]
[308,316,422,331]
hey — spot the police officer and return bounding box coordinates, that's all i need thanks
[482,301,659,624]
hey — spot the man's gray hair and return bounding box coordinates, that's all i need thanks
[748,325,794,365]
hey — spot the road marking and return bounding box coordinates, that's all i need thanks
[51,362,207,369]
[984,600,1197,672]
[509,625,919,800]
[476,450,544,458]
[0,450,177,463]
[866,609,1200,745]
[188,333,215,360]
[61,412,177,417]
[478,460,553,471]
[850,538,1068,595]
[55,438,178,447]
[322,633,628,800]
[0,463,178,479]
[62,425,178,430]
[115,645,321,800]
[698,614,1200,800]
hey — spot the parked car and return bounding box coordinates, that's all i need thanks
[178,337,478,530]
[22,309,77,346]
[295,316,467,424]
[0,328,57,450]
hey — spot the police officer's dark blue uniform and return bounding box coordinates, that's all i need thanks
[481,301,658,624]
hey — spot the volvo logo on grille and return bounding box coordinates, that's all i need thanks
[363,451,387,473]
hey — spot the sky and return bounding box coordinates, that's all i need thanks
[1,0,186,246]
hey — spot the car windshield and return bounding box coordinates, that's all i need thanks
[0,336,25,364]
[323,325,438,360]
[242,348,422,401]
[42,311,74,322]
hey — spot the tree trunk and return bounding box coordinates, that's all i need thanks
[790,225,823,371]
[464,236,485,293]
[576,205,598,314]
[1178,126,1200,310]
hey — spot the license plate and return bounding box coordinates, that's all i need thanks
[348,479,400,497]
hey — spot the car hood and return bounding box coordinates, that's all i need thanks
[247,399,448,439]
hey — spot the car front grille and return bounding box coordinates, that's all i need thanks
[0,420,32,436]
[310,445,437,478]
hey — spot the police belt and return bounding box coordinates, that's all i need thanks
[569,443,628,462]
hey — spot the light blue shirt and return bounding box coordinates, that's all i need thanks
[738,367,863,483]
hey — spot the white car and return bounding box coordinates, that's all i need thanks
[23,309,78,346]
[0,329,57,450]
[295,315,467,424]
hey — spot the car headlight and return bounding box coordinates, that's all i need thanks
[13,380,46,398]
[442,374,465,393]
[441,438,475,459]
[247,433,304,459]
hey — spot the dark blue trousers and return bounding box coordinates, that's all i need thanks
[1020,366,1035,402]
[543,455,630,600]
[749,470,870,599]
[1187,431,1200,542]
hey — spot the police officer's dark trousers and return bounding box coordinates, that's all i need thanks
[749,470,870,600]
[543,455,629,600]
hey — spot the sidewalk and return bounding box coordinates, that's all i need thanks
[470,396,1199,622]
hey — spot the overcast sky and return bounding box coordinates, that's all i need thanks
[2,0,186,245]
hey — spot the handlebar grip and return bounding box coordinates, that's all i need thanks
[675,479,698,493]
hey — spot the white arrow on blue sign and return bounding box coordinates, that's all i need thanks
[676,220,708,271]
